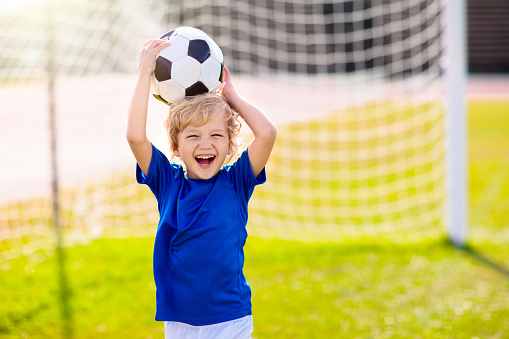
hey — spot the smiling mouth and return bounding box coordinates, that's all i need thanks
[195,155,216,167]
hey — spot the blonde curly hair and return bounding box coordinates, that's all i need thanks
[164,92,242,158]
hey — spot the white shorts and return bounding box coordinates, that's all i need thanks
[164,315,253,339]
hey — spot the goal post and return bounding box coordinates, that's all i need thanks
[443,0,468,246]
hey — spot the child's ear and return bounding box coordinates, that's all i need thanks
[173,147,180,158]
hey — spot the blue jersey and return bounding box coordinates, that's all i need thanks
[137,144,266,326]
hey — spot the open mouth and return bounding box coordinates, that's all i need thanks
[195,155,216,167]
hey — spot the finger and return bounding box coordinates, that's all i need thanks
[225,66,233,80]
[221,66,228,84]
[223,66,232,84]
[140,40,165,58]
[143,38,165,50]
[155,40,171,52]
[219,79,225,93]
[148,39,164,49]
[142,39,153,48]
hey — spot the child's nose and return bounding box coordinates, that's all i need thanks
[199,138,213,148]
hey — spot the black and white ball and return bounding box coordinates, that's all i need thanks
[151,27,224,105]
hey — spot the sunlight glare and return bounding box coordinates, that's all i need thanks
[0,0,48,14]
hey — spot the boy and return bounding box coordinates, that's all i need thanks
[126,37,277,338]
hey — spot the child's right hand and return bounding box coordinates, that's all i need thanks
[137,38,172,76]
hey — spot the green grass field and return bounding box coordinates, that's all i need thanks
[1,237,508,338]
[1,100,508,338]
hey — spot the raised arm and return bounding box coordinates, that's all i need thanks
[220,67,277,177]
[126,38,171,176]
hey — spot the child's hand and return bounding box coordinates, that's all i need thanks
[219,66,239,105]
[219,66,276,177]
[137,38,171,76]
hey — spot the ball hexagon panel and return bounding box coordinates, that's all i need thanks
[171,57,202,88]
[208,81,222,93]
[158,80,186,103]
[200,58,222,89]
[159,35,189,62]
[188,39,211,63]
[176,26,208,40]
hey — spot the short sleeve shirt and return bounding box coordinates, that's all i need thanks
[137,144,266,326]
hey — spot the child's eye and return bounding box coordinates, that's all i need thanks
[187,135,199,139]
[212,134,224,138]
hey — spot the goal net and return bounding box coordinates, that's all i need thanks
[169,0,447,241]
[0,0,449,259]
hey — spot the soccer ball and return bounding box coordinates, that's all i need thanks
[151,27,224,105]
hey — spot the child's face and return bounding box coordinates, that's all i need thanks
[174,111,231,180]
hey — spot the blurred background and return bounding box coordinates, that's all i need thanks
[1,0,508,338]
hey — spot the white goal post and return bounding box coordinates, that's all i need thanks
[443,0,468,246]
